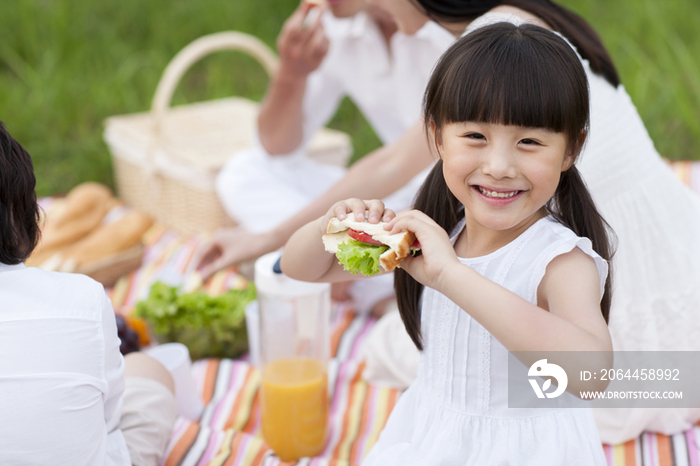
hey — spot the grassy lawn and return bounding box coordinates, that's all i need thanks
[1,0,698,197]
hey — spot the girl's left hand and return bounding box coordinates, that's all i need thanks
[386,210,460,290]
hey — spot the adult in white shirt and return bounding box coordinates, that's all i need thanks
[198,0,453,279]
[0,122,177,466]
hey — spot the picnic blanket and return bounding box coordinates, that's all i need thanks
[104,160,700,466]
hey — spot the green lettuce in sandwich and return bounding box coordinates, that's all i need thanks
[322,216,419,276]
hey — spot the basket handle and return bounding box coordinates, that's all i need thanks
[151,31,279,132]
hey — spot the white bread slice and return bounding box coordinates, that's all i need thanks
[322,216,416,272]
[322,231,351,255]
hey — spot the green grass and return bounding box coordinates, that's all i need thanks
[0,0,698,197]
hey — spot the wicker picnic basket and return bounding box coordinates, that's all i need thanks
[104,32,352,235]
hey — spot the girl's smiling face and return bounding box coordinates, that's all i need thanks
[437,121,573,235]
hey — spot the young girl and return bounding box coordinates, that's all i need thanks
[281,23,613,464]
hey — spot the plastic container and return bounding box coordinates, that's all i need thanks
[255,252,331,461]
[244,300,260,366]
[145,342,204,421]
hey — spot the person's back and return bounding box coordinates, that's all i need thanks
[0,120,177,466]
[0,264,127,465]
[576,57,700,352]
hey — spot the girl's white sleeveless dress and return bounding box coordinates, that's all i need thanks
[362,216,608,465]
[461,12,700,442]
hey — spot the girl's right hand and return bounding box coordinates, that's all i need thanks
[386,210,460,291]
[319,198,396,236]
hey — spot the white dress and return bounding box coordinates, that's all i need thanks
[362,216,608,465]
[579,34,700,442]
[462,12,700,443]
[580,52,700,353]
[465,11,700,350]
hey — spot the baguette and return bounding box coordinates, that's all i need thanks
[61,210,154,270]
[49,182,113,230]
[28,183,113,265]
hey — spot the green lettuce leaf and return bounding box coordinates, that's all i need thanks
[134,281,255,360]
[336,239,388,276]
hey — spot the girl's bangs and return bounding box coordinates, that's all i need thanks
[428,24,589,138]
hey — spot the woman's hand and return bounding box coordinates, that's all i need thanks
[193,227,279,280]
[386,210,461,291]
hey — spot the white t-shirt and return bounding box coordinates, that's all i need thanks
[218,13,454,232]
[292,11,455,155]
[0,262,129,465]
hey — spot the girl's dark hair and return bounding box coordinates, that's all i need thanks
[411,0,620,87]
[395,23,615,350]
[0,121,41,265]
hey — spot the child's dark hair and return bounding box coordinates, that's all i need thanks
[411,0,620,87]
[0,121,41,265]
[395,23,615,350]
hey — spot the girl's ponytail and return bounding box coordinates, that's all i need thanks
[395,160,462,350]
[548,165,615,322]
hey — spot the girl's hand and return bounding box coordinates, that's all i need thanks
[386,210,460,290]
[319,198,396,236]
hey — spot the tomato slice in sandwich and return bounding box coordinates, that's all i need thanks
[348,228,385,246]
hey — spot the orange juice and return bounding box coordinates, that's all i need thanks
[261,358,329,461]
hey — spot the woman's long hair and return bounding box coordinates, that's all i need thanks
[0,121,41,265]
[411,0,620,87]
[395,23,615,350]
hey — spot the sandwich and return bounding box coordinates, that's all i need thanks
[322,216,419,276]
[302,0,324,27]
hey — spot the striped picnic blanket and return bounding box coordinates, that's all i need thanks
[103,160,700,466]
[157,320,700,466]
[160,310,400,466]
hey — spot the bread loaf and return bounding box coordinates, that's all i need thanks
[61,210,154,270]
[28,182,113,265]
[50,182,113,230]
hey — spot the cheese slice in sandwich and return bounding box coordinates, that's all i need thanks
[322,216,417,274]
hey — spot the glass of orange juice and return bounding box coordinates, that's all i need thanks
[254,253,332,462]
